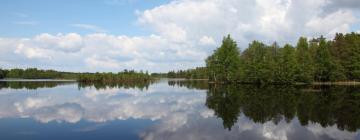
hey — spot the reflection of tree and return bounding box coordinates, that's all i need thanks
[0,81,74,90]
[205,84,360,132]
[78,81,154,91]
[168,80,209,90]
[0,81,155,91]
[205,84,241,130]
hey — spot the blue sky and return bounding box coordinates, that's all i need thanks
[0,0,169,37]
[0,0,359,72]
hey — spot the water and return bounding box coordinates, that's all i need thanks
[0,79,359,140]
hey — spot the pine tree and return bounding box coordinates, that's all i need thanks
[295,37,314,83]
[206,35,241,82]
[278,44,297,83]
[314,37,345,81]
[241,41,269,83]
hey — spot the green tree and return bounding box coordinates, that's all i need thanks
[206,35,241,82]
[241,41,272,83]
[295,37,314,83]
[277,44,297,83]
[314,37,345,81]
[0,69,5,79]
[331,33,360,80]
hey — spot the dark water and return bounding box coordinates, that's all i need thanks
[0,80,359,140]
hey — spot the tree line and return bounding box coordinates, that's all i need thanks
[0,68,153,83]
[205,32,360,84]
[77,70,152,83]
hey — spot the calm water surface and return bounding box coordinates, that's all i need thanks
[0,79,359,140]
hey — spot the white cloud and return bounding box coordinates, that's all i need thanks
[1,0,360,72]
[199,36,216,46]
[137,0,358,47]
[305,10,357,38]
[85,55,122,69]
[14,43,52,59]
[33,33,83,52]
[0,33,206,72]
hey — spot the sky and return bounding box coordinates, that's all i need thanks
[0,0,360,72]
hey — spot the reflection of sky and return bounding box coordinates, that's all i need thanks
[0,81,359,140]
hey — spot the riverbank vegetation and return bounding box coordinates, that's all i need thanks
[0,68,153,83]
[77,70,152,83]
[169,32,360,84]
[207,33,360,84]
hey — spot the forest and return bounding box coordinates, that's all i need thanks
[0,68,153,83]
[169,32,360,84]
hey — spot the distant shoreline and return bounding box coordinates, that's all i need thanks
[1,78,359,86]
[167,78,360,86]
[0,79,76,82]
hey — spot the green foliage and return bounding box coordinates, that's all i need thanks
[5,68,62,79]
[1,68,153,83]
[167,67,207,79]
[77,70,152,83]
[0,69,5,79]
[202,33,359,84]
[314,37,345,81]
[295,37,314,83]
[276,44,297,83]
[331,33,360,80]
[241,41,271,83]
[206,35,241,82]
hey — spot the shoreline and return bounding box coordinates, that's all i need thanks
[167,78,360,86]
[0,79,77,82]
[1,78,359,86]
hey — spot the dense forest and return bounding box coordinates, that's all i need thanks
[0,68,153,83]
[77,70,152,83]
[169,32,360,84]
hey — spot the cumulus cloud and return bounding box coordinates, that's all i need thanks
[0,33,206,72]
[305,10,357,38]
[0,0,359,72]
[137,0,358,47]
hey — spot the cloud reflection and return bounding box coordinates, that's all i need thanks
[0,81,358,140]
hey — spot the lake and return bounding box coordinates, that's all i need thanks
[0,79,359,140]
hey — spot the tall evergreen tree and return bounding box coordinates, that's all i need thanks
[277,44,297,83]
[241,41,269,83]
[0,69,4,79]
[314,37,345,81]
[206,35,241,82]
[295,37,314,83]
[333,33,360,80]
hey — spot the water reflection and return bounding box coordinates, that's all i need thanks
[77,81,154,90]
[205,84,360,132]
[0,80,359,140]
[0,81,75,90]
